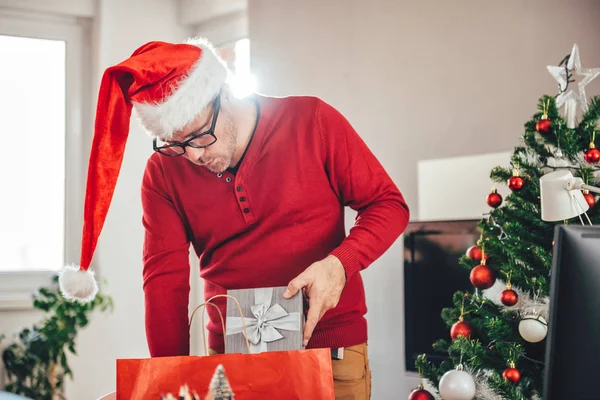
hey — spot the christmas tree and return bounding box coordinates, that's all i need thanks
[412,44,600,400]
[206,364,234,400]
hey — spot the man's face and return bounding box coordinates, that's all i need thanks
[166,97,237,173]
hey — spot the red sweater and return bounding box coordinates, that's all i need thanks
[141,95,410,356]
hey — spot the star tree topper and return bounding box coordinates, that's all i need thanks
[546,44,600,128]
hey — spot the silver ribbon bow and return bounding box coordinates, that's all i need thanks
[225,287,301,353]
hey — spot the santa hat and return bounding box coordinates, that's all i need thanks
[58,38,228,302]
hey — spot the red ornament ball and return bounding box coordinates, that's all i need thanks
[408,386,435,400]
[501,289,519,306]
[470,264,496,289]
[465,245,488,261]
[450,319,473,340]
[585,147,600,164]
[583,192,596,207]
[487,191,503,208]
[508,176,525,191]
[503,367,521,384]
[535,119,552,135]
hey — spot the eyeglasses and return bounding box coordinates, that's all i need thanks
[153,94,221,157]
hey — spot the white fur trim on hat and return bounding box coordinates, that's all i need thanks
[58,264,99,303]
[132,37,229,139]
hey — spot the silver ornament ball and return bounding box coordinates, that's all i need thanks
[519,314,548,343]
[438,367,476,400]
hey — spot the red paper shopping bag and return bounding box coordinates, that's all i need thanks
[117,294,335,399]
[117,348,335,399]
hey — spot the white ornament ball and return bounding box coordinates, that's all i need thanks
[518,315,548,343]
[438,368,476,400]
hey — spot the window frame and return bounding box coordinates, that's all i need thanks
[0,10,88,310]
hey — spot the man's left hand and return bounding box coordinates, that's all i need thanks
[283,255,346,346]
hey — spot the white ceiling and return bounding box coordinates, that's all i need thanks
[0,0,95,18]
[0,0,247,26]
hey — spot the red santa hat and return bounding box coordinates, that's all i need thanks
[59,37,228,302]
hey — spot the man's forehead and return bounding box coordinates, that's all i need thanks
[166,108,212,142]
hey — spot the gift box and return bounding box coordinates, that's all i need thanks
[225,286,305,354]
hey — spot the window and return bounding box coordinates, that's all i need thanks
[0,12,86,307]
[218,38,257,99]
[0,35,66,272]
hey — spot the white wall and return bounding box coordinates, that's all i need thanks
[192,10,248,47]
[418,152,512,221]
[177,0,246,26]
[247,0,600,397]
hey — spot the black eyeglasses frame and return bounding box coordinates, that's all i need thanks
[152,94,221,157]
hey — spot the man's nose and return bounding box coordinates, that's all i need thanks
[185,146,205,162]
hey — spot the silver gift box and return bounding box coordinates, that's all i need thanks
[225,286,305,354]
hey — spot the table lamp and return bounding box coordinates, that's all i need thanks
[539,170,600,222]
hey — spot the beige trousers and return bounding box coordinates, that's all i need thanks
[332,342,371,400]
[208,342,371,400]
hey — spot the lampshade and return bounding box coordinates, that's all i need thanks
[540,170,590,221]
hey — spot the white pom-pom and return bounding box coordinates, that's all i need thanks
[58,264,99,303]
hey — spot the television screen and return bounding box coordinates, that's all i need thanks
[404,219,480,372]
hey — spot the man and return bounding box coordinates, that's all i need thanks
[59,37,409,400]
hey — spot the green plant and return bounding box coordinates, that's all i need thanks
[1,275,113,400]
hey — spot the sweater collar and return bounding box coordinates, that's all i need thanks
[234,94,274,176]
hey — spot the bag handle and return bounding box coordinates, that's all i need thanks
[189,294,251,355]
